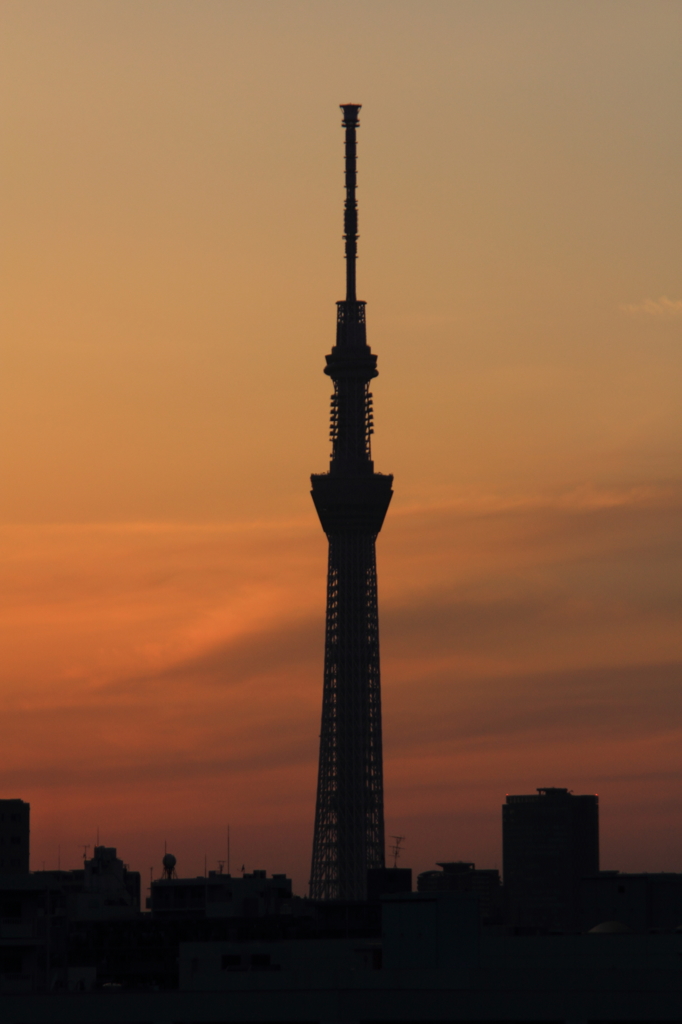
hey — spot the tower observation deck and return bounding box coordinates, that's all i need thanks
[309,105,393,901]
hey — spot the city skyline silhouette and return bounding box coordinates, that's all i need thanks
[1,1,681,895]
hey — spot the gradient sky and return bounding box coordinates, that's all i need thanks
[1,0,681,892]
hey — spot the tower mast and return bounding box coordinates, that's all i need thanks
[309,105,393,901]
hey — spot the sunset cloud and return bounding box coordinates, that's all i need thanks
[621,296,682,318]
[2,484,681,887]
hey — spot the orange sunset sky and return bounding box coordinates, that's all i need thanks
[1,0,681,893]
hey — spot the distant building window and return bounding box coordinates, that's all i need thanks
[221,954,240,969]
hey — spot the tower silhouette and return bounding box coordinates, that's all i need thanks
[309,105,393,901]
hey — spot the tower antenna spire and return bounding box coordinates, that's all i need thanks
[341,104,361,303]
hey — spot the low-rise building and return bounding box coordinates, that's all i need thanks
[35,846,140,921]
[580,870,682,933]
[148,869,292,919]
[417,861,502,923]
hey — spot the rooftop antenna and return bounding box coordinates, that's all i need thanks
[389,836,405,869]
[227,824,231,876]
[82,844,90,863]
[217,860,225,875]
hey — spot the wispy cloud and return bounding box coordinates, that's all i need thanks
[621,296,682,318]
[2,484,682,884]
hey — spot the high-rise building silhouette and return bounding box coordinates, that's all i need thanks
[309,105,393,900]
[503,787,599,932]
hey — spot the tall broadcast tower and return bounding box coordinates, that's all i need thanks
[309,105,393,901]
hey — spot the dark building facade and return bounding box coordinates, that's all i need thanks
[309,105,393,901]
[580,871,682,933]
[503,787,599,932]
[0,846,140,993]
[148,870,292,919]
[0,800,29,875]
[0,875,68,994]
[417,862,502,924]
[366,868,412,903]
